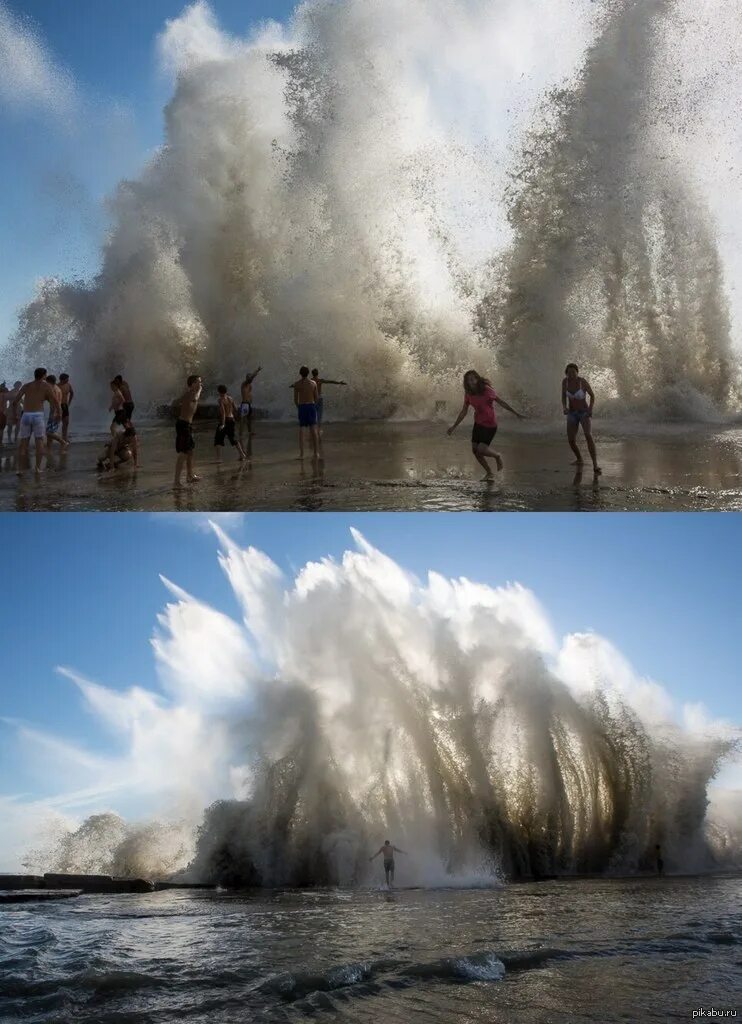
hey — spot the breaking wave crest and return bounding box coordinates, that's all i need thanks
[7,0,741,417]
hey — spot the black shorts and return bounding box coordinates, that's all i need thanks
[472,424,497,446]
[61,402,69,418]
[123,401,135,421]
[383,859,394,872]
[175,418,195,454]
[113,409,127,426]
[214,418,237,447]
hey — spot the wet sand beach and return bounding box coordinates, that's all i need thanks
[2,419,742,512]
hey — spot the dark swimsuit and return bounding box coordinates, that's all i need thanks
[175,419,195,453]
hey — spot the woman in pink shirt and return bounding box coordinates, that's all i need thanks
[447,369,525,477]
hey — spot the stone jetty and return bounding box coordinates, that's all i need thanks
[0,873,215,902]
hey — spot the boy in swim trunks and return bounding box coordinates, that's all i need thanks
[98,424,139,471]
[239,366,261,442]
[214,384,247,463]
[174,374,202,486]
[45,376,69,452]
[58,373,74,441]
[16,368,62,474]
[291,366,319,458]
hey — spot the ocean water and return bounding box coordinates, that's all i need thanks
[1,877,740,1023]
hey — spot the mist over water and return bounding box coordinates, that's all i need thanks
[19,527,740,885]
[8,0,742,418]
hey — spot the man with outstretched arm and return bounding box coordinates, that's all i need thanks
[370,840,407,887]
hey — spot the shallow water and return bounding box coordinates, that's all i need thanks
[1,877,740,1023]
[2,420,742,512]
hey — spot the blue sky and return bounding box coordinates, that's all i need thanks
[1,511,740,789]
[0,0,296,350]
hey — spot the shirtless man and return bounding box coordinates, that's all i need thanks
[214,384,247,463]
[174,374,202,486]
[109,379,127,436]
[58,373,74,441]
[369,840,407,887]
[45,376,69,452]
[113,375,134,422]
[5,381,22,445]
[16,368,62,473]
[239,366,261,442]
[291,366,319,459]
[311,368,347,431]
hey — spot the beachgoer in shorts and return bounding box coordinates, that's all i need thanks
[447,369,525,478]
[110,380,127,435]
[562,363,601,474]
[291,366,319,458]
[174,374,202,486]
[98,424,139,471]
[16,368,62,473]
[5,381,22,445]
[214,385,247,462]
[113,375,134,423]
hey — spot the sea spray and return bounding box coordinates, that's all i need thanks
[17,526,740,884]
[7,0,739,417]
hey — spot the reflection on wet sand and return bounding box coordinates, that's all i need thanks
[1,420,741,512]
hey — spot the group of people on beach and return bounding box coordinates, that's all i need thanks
[0,369,74,473]
[172,365,348,485]
[2,360,600,482]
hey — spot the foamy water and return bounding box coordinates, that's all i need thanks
[1,878,740,1022]
[7,0,742,417]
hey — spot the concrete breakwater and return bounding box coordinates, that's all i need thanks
[0,873,215,902]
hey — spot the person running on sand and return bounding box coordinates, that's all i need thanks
[98,423,138,471]
[562,363,601,475]
[311,369,347,430]
[58,374,74,442]
[16,368,62,474]
[44,376,70,452]
[370,840,407,887]
[109,380,127,436]
[239,366,261,441]
[448,369,525,479]
[113,375,134,423]
[214,385,247,463]
[5,381,22,445]
[174,374,202,486]
[291,366,319,459]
